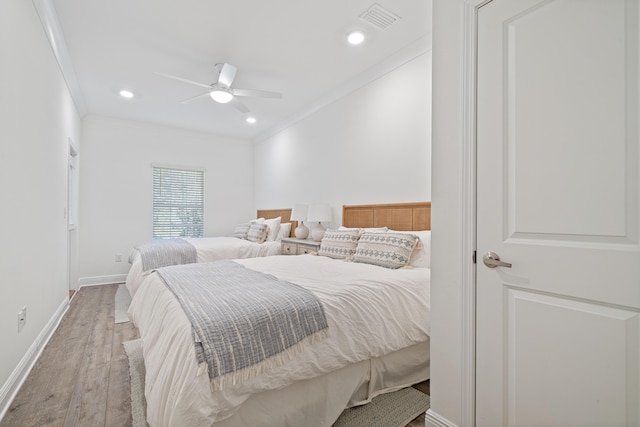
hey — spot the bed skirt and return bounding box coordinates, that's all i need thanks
[213,339,430,427]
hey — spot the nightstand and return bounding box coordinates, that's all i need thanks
[281,238,321,255]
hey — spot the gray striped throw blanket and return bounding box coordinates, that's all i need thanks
[133,238,197,271]
[155,260,329,390]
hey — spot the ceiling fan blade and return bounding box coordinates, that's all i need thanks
[179,92,212,104]
[217,63,237,89]
[155,72,212,90]
[229,96,250,114]
[233,88,283,99]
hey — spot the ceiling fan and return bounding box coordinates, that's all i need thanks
[156,63,282,114]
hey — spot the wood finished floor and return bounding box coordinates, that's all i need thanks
[1,284,429,427]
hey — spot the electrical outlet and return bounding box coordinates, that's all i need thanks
[18,306,27,333]
[115,253,123,262]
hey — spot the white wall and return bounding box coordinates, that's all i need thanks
[254,52,432,226]
[78,116,254,285]
[0,0,81,416]
[428,1,469,426]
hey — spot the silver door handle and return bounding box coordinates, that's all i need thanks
[482,251,512,268]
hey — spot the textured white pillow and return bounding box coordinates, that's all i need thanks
[232,223,250,239]
[353,232,419,269]
[247,223,268,243]
[276,223,292,240]
[318,229,361,259]
[263,217,281,241]
[388,230,431,268]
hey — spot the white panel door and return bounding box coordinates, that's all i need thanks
[476,1,640,426]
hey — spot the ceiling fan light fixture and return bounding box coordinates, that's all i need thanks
[246,117,257,124]
[210,89,233,104]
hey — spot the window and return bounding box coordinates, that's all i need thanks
[152,166,204,238]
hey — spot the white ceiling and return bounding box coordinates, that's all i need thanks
[48,0,432,141]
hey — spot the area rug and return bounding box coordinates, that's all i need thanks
[114,284,132,323]
[123,339,149,427]
[123,338,429,427]
[332,387,429,427]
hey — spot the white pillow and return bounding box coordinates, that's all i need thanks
[263,217,282,241]
[232,223,251,239]
[251,218,265,224]
[338,226,388,233]
[276,223,292,240]
[388,229,431,268]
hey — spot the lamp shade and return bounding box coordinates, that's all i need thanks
[307,203,332,223]
[290,204,308,221]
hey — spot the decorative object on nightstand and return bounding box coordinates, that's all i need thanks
[308,203,332,242]
[290,204,309,239]
[281,238,322,255]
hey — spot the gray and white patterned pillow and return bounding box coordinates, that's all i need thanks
[247,223,269,243]
[353,232,419,269]
[318,229,361,259]
[232,223,251,239]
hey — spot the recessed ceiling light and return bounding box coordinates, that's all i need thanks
[246,117,257,124]
[347,30,365,45]
[119,90,134,98]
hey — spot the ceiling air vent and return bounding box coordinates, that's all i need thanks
[358,3,401,30]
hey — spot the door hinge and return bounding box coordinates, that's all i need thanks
[472,250,477,264]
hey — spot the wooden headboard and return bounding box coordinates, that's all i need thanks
[342,202,431,231]
[256,208,297,237]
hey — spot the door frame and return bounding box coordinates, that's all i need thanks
[67,138,79,294]
[427,3,489,427]
[445,1,493,426]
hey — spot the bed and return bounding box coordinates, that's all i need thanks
[128,202,431,427]
[125,208,296,296]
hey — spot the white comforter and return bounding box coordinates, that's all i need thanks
[125,237,281,296]
[129,255,430,426]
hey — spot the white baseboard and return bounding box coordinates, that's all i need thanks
[78,274,126,287]
[426,409,459,427]
[0,296,69,421]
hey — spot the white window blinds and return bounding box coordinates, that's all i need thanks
[152,166,204,238]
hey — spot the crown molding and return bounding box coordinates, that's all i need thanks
[253,35,431,144]
[32,0,87,116]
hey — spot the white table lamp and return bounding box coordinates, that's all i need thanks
[307,203,332,242]
[290,204,309,239]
